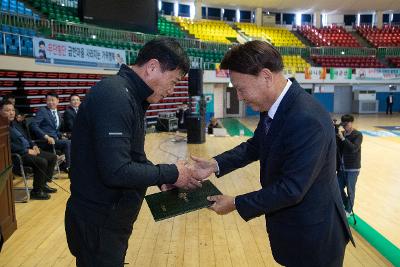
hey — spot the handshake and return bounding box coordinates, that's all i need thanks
[161,156,236,215]
[161,156,218,191]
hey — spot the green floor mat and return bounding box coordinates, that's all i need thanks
[220,118,253,137]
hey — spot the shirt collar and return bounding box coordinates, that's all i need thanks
[117,64,153,103]
[268,79,292,119]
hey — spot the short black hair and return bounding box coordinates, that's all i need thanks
[220,40,284,75]
[46,93,59,99]
[70,94,80,99]
[341,114,354,123]
[3,93,15,100]
[0,100,14,110]
[135,38,190,75]
[39,40,45,46]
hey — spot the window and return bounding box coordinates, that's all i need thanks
[240,10,251,22]
[301,14,312,24]
[208,7,221,20]
[223,9,235,22]
[383,14,390,23]
[161,1,173,16]
[344,14,356,26]
[178,4,190,17]
[282,13,295,25]
[360,14,373,24]
[202,6,206,18]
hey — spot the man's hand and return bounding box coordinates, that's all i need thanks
[174,160,203,190]
[33,145,40,154]
[160,184,176,191]
[45,135,55,145]
[207,195,236,215]
[28,149,38,156]
[337,130,345,141]
[190,155,218,180]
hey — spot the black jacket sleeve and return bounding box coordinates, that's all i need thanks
[90,84,179,189]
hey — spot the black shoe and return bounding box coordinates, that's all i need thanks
[30,190,51,200]
[44,184,57,193]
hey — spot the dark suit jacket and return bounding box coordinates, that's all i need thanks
[9,121,35,155]
[214,79,354,266]
[30,107,63,140]
[386,95,393,105]
[63,106,77,133]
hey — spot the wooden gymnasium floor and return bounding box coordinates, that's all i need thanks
[1,114,398,267]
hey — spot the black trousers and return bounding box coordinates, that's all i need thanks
[386,103,393,114]
[65,204,135,267]
[21,150,57,190]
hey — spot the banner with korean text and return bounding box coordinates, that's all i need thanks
[33,37,126,69]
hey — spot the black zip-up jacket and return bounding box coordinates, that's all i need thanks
[336,129,363,170]
[67,64,179,226]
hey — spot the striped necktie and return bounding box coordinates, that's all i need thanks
[264,114,273,135]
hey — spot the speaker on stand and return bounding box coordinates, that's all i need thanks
[187,69,206,144]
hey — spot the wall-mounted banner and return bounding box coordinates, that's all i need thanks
[33,37,126,69]
[305,67,327,80]
[330,68,352,80]
[355,68,400,81]
[215,63,229,78]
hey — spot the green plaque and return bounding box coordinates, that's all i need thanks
[145,180,222,221]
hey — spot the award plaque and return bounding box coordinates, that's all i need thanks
[145,180,222,221]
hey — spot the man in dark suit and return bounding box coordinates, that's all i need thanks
[176,102,191,130]
[63,94,81,133]
[386,93,393,115]
[1,100,57,200]
[30,93,71,172]
[189,41,354,267]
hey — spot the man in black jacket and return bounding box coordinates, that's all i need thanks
[63,94,81,133]
[65,38,205,267]
[336,114,363,216]
[0,101,57,200]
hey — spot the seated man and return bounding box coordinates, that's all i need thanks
[30,93,71,172]
[63,94,81,133]
[207,117,222,134]
[1,101,57,200]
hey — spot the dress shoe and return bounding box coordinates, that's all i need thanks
[44,184,57,193]
[30,190,51,200]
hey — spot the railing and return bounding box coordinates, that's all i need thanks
[377,47,400,58]
[0,11,51,33]
[310,47,376,57]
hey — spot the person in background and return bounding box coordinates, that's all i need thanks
[207,117,222,134]
[63,94,81,133]
[176,102,191,130]
[386,93,394,115]
[30,93,71,173]
[336,114,363,217]
[1,101,57,200]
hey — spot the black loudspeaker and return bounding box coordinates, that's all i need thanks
[188,69,203,96]
[186,115,205,144]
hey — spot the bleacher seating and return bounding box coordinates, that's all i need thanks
[299,25,361,47]
[1,25,35,56]
[357,25,400,48]
[1,0,39,18]
[177,17,237,44]
[387,57,400,67]
[158,16,186,38]
[236,23,305,47]
[27,0,79,22]
[282,55,311,72]
[312,56,384,68]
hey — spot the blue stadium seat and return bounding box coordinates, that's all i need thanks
[27,46,33,56]
[27,29,36,36]
[19,28,27,36]
[10,26,19,34]
[1,25,11,32]
[20,45,28,56]
[7,45,18,55]
[5,34,12,45]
